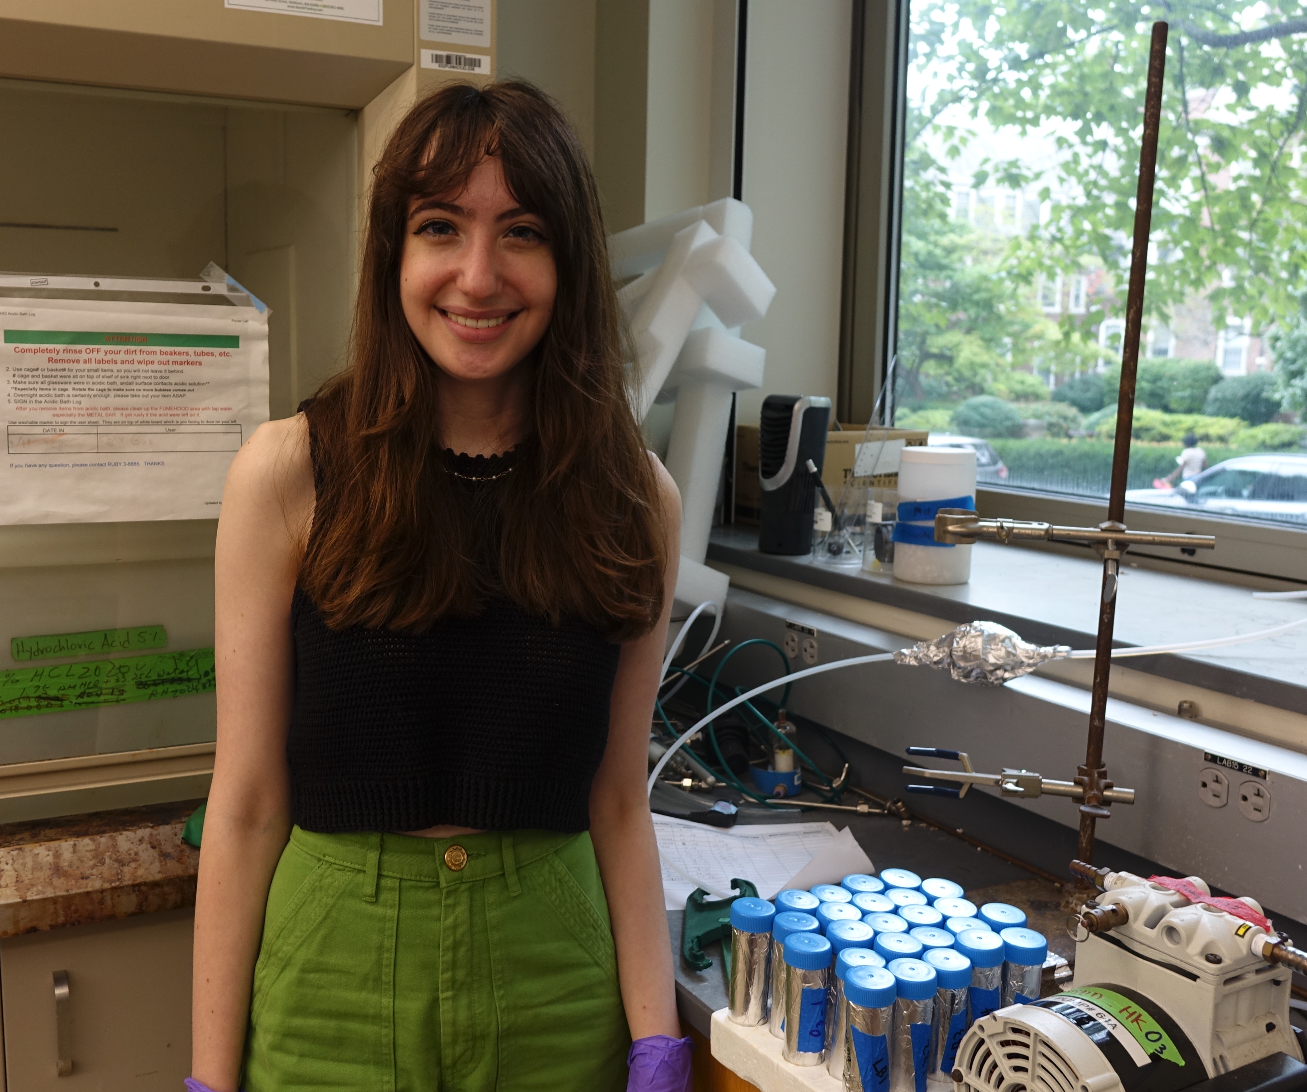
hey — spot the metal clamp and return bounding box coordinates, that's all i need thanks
[904,750,1136,805]
[933,510,1215,552]
[53,969,72,1077]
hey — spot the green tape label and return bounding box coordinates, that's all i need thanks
[5,330,239,348]
[0,649,215,718]
[11,625,167,662]
[1060,987,1184,1065]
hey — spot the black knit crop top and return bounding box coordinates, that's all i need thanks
[286,437,622,835]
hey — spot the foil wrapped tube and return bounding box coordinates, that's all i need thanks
[827,976,852,1080]
[844,1000,893,1092]
[728,928,771,1026]
[890,997,934,1092]
[767,937,787,1037]
[783,964,832,1065]
[929,987,969,1085]
[1002,962,1042,1007]
[968,965,1002,1022]
[893,621,1071,685]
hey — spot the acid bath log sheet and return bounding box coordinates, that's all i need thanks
[0,296,269,523]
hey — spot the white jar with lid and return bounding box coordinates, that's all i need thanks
[892,447,976,585]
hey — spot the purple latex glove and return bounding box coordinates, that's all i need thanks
[185,1079,241,1092]
[627,1034,693,1092]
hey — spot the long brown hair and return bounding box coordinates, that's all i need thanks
[299,81,668,640]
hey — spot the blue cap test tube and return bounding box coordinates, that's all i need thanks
[816,901,863,933]
[887,888,929,909]
[945,915,990,937]
[874,931,924,963]
[898,903,945,929]
[853,891,895,916]
[865,911,909,936]
[727,897,774,1027]
[811,883,854,904]
[920,877,965,903]
[827,943,884,1078]
[828,919,875,956]
[933,897,978,921]
[840,964,897,1086]
[775,889,822,916]
[999,927,1047,1007]
[954,928,1005,1022]
[887,958,937,1092]
[880,868,923,891]
[924,948,973,1084]
[978,902,1027,931]
[782,932,834,1066]
[768,911,820,1038]
[909,926,955,952]
[842,873,885,896]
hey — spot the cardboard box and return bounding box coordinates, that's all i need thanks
[733,423,928,524]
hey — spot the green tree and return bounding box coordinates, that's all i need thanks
[1269,306,1307,414]
[1204,373,1283,423]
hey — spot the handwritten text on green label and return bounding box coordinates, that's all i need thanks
[11,625,167,662]
[0,649,215,719]
[1062,987,1184,1065]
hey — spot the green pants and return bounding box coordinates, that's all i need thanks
[243,826,631,1091]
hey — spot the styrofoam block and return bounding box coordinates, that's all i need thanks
[710,1009,845,1092]
[610,198,754,278]
[664,379,735,562]
[683,234,777,329]
[673,557,729,618]
[671,327,766,390]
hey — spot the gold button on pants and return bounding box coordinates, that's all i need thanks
[443,845,468,871]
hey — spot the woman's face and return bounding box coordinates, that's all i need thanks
[400,156,557,385]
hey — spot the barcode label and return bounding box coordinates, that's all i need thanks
[420,50,491,73]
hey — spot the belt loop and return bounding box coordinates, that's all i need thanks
[363,833,380,903]
[502,832,521,897]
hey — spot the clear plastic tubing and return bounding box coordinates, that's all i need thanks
[827,939,883,1079]
[909,927,955,953]
[1000,927,1047,1006]
[875,931,924,964]
[812,883,855,904]
[818,902,865,934]
[954,928,1004,1022]
[978,902,1026,932]
[865,911,909,936]
[887,957,937,1092]
[933,897,978,921]
[769,911,820,1037]
[944,916,989,938]
[842,965,897,1091]
[783,932,834,1066]
[880,868,923,891]
[854,892,896,916]
[728,897,775,1026]
[924,949,972,1085]
[898,904,944,929]
[843,874,886,896]
[887,889,929,909]
[920,878,964,904]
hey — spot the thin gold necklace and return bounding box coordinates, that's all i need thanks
[447,463,515,482]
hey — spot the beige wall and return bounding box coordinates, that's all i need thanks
[498,0,597,157]
[734,0,853,426]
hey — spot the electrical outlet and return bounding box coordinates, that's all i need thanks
[1197,767,1229,808]
[801,636,819,665]
[783,631,800,659]
[1238,780,1271,822]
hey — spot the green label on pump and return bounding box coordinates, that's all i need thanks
[0,649,215,718]
[11,625,167,662]
[1059,987,1184,1065]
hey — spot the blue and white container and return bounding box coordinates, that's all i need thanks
[898,904,944,929]
[818,902,865,933]
[875,931,924,963]
[887,957,937,1092]
[843,874,885,896]
[920,878,964,904]
[728,897,775,1026]
[954,929,1004,1022]
[776,889,823,916]
[944,916,989,937]
[853,892,895,916]
[978,902,1026,931]
[769,911,820,1037]
[933,897,978,921]
[999,927,1047,1007]
[880,868,922,891]
[908,927,954,953]
[783,932,834,1066]
[812,884,855,904]
[828,919,876,957]
[887,888,929,910]
[893,447,976,585]
[842,965,897,1091]
[828,947,886,1080]
[923,949,972,1085]
[865,912,909,936]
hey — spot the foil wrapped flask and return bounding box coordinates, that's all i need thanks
[999,927,1047,1006]
[923,949,972,1085]
[879,868,922,892]
[768,911,820,1038]
[826,929,880,1079]
[782,932,834,1065]
[892,621,1071,685]
[919,878,964,904]
[978,902,1026,931]
[887,958,937,1092]
[842,874,885,896]
[727,897,775,1026]
[842,965,897,1092]
[954,929,1004,1022]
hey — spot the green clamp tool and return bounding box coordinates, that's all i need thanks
[682,878,760,976]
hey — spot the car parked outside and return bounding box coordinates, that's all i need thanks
[927,433,1009,483]
[1124,453,1307,522]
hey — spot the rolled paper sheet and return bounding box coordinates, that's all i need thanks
[893,621,1071,685]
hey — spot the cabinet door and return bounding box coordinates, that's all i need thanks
[1,909,193,1091]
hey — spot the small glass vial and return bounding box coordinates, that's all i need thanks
[772,709,797,772]
[842,965,897,1092]
[923,948,972,1085]
[782,932,833,1066]
[817,902,864,934]
[954,929,1004,1023]
[853,892,895,916]
[933,897,978,921]
[727,897,775,1026]
[887,957,937,1092]
[898,904,944,929]
[999,927,1047,1006]
[978,902,1026,932]
[874,931,924,964]
[827,938,882,1080]
[919,878,964,904]
[768,911,820,1038]
[842,873,885,897]
[880,868,922,892]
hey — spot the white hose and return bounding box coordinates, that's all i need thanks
[1067,606,1307,658]
[1252,590,1307,600]
[659,600,721,703]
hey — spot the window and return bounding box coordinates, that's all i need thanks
[888,0,1307,535]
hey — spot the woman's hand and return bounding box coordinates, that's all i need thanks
[627,1035,694,1092]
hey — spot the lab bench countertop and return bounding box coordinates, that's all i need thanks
[0,798,200,938]
[670,811,1072,1038]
